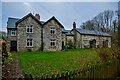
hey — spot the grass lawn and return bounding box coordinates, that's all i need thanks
[16,49,103,77]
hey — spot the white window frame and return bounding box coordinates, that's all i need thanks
[26,39,33,47]
[26,24,33,33]
[50,27,56,34]
[50,39,56,46]
[83,40,88,45]
[11,30,16,36]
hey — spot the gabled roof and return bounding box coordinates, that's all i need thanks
[75,28,111,37]
[7,17,19,29]
[16,13,43,26]
[43,16,64,28]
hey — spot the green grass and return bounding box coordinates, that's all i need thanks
[16,49,102,77]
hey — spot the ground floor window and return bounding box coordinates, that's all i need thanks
[26,39,33,47]
[50,39,56,46]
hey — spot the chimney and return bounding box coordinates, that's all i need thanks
[73,21,76,29]
[73,21,76,49]
[35,14,40,21]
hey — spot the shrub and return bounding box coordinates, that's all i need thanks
[111,44,120,59]
[66,40,73,49]
[96,48,109,62]
[2,42,13,65]
[27,49,32,52]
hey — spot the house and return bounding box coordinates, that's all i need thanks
[7,13,111,52]
[7,13,66,51]
[67,22,111,49]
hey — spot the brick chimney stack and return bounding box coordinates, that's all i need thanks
[35,14,40,21]
[73,21,76,29]
[73,21,76,49]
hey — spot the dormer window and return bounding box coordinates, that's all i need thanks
[50,27,56,34]
[11,30,16,36]
[26,24,33,33]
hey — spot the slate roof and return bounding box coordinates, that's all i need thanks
[7,17,19,29]
[65,30,74,36]
[40,21,45,25]
[7,13,64,29]
[62,28,68,33]
[76,28,111,37]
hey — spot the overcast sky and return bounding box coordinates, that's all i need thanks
[1,1,119,32]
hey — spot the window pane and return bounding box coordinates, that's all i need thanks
[30,28,32,32]
[27,42,29,46]
[27,28,29,32]
[30,42,32,46]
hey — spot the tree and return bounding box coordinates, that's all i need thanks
[118,1,120,46]
[80,20,94,30]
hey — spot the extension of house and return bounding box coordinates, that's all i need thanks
[7,13,111,52]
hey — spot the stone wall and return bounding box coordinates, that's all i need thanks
[71,30,111,49]
[62,33,66,46]
[17,16,42,51]
[43,20,62,51]
[7,29,17,51]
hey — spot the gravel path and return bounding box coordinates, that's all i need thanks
[2,57,24,79]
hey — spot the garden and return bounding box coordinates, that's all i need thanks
[15,48,120,79]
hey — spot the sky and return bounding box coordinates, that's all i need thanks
[1,1,119,32]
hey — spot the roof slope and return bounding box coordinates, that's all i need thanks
[43,16,64,28]
[63,30,74,36]
[7,17,19,29]
[7,13,65,30]
[16,13,43,26]
[76,28,111,37]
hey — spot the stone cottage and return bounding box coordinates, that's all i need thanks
[7,13,111,52]
[7,13,67,51]
[66,22,111,49]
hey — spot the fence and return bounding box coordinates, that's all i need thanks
[24,59,120,79]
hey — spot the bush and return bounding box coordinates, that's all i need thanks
[111,44,120,59]
[27,49,32,52]
[2,42,13,65]
[66,40,73,49]
[96,48,110,62]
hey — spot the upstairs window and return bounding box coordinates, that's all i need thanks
[26,24,33,33]
[26,39,33,47]
[50,39,56,46]
[11,30,16,36]
[50,27,56,34]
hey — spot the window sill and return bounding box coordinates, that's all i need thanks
[11,35,16,37]
[26,32,34,34]
[26,46,34,48]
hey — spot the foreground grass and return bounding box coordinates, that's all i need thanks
[16,49,103,77]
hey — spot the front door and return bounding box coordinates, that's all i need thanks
[11,41,17,51]
[62,41,64,50]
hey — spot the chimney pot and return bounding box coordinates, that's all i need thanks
[35,14,40,21]
[73,21,76,29]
